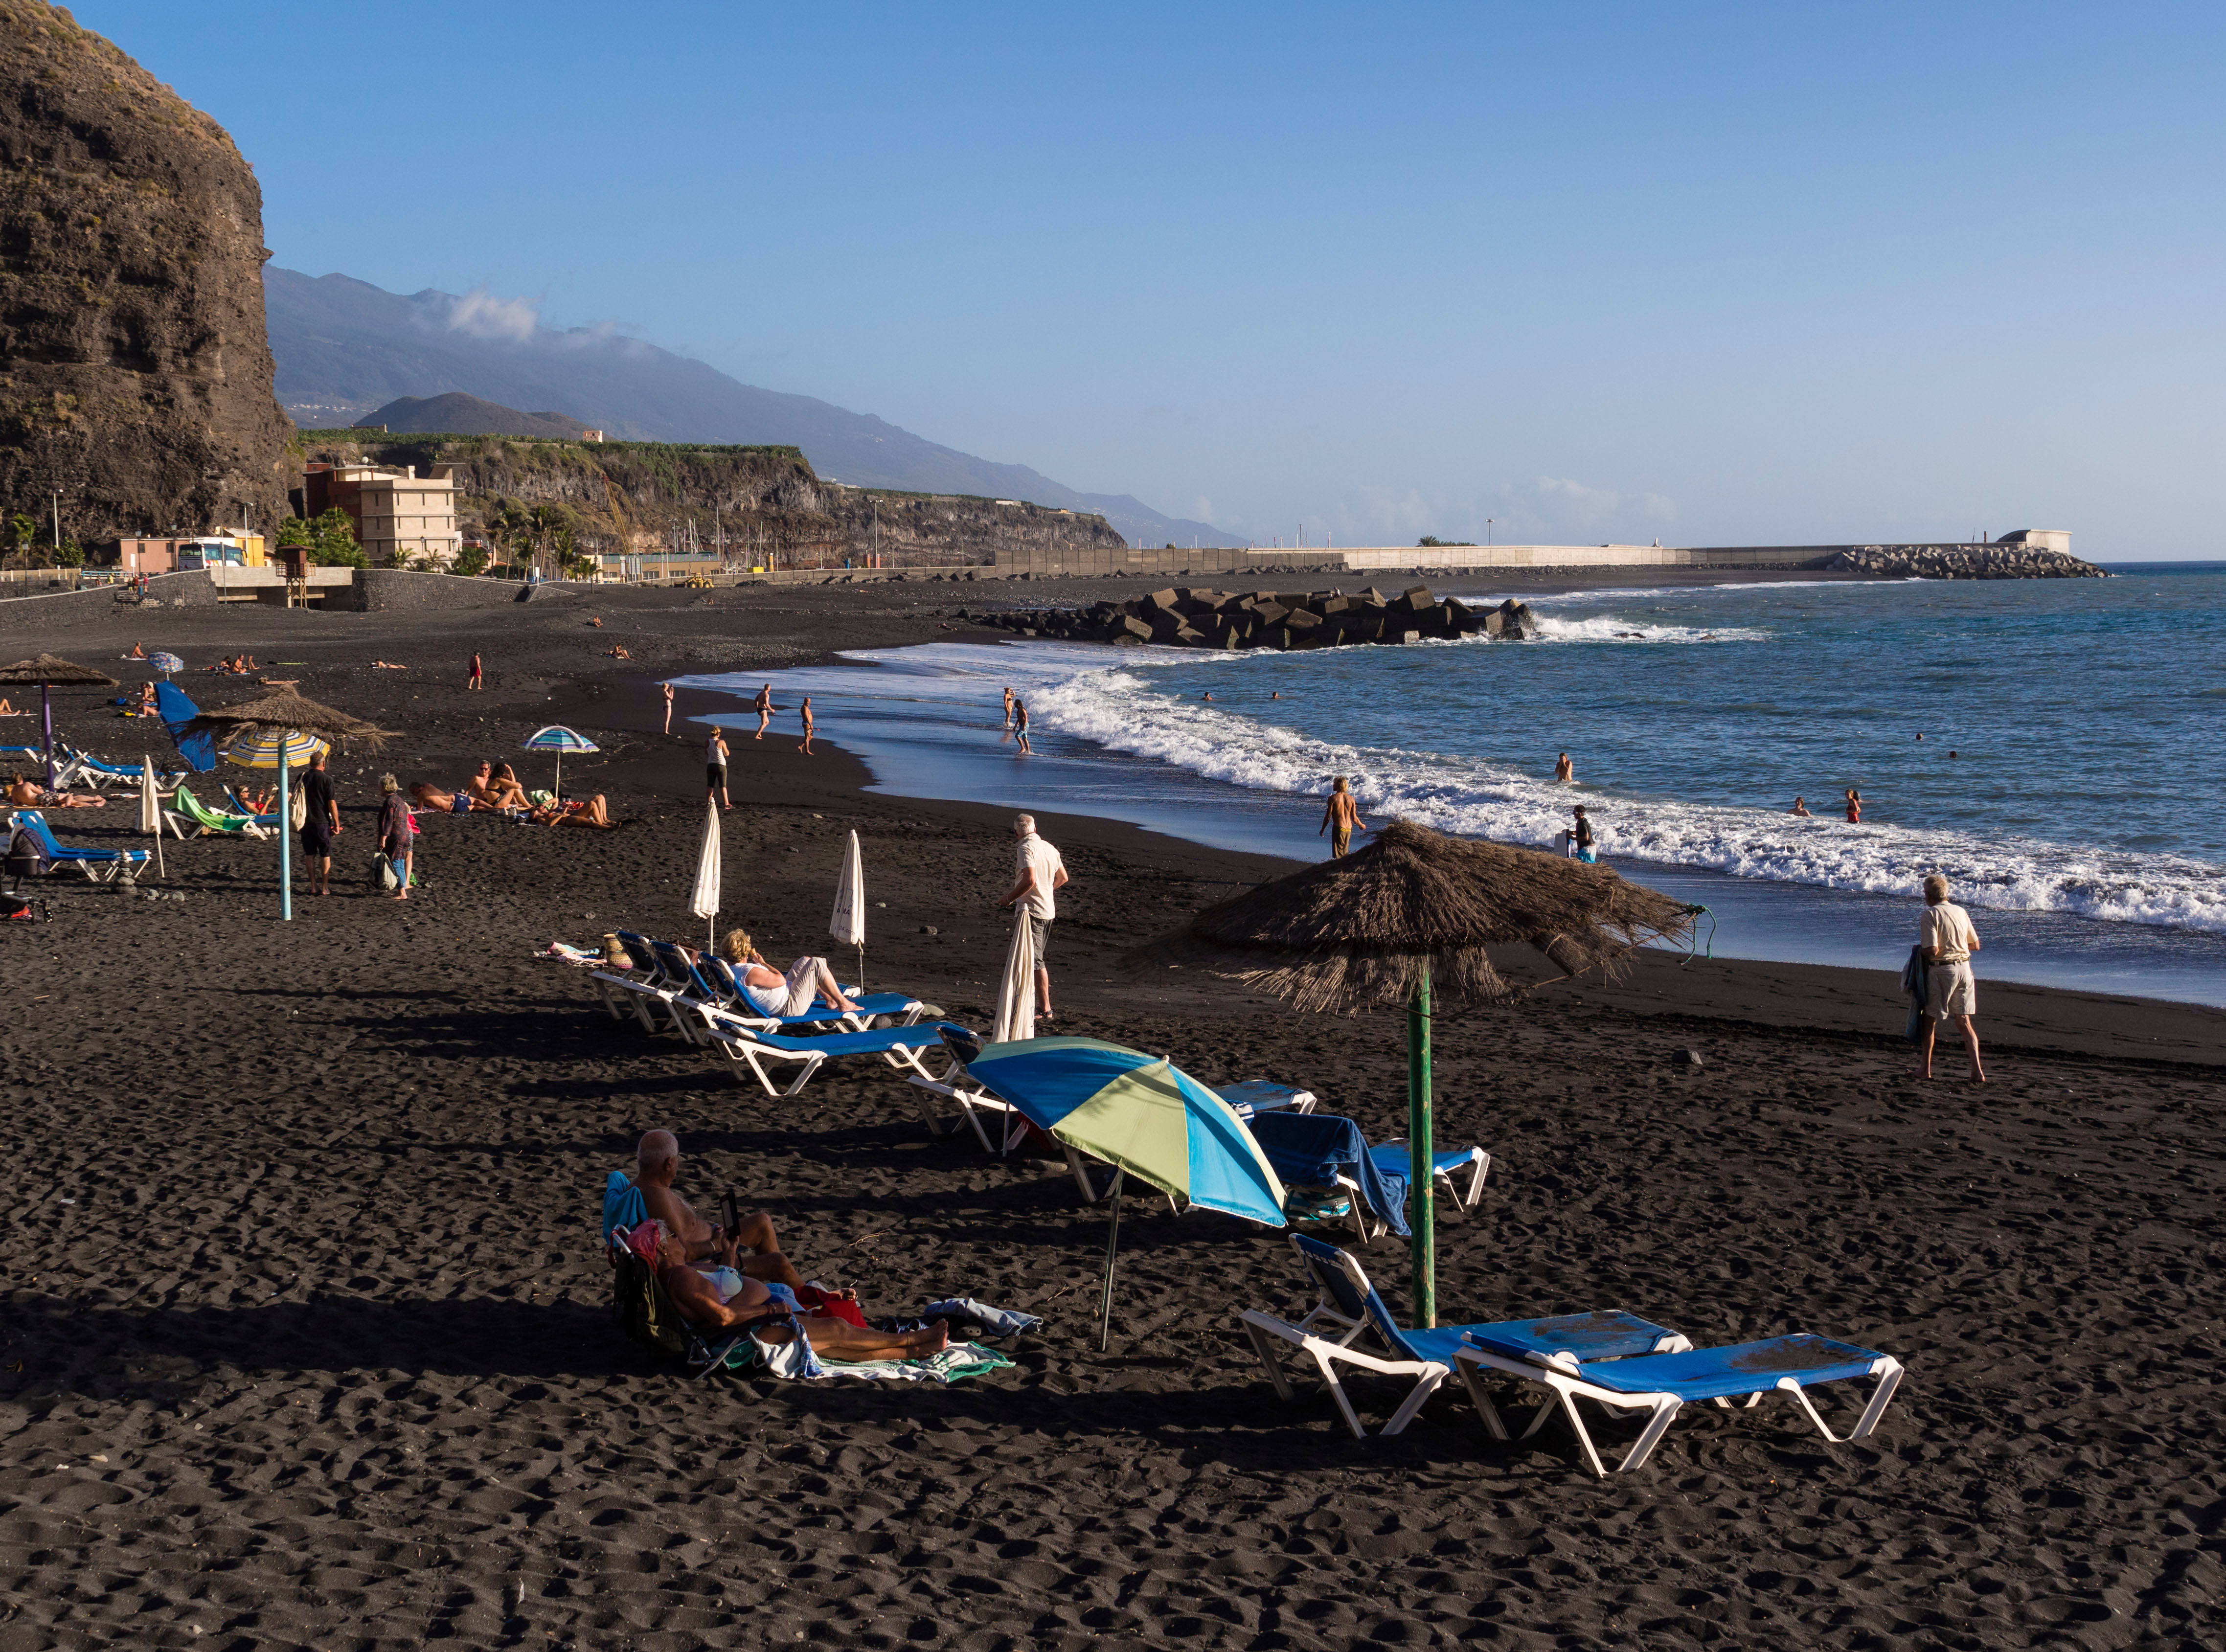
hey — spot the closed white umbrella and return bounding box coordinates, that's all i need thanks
[688,800,722,952]
[830,829,864,991]
[138,755,164,878]
[992,905,1037,1044]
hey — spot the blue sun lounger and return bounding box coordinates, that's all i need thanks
[1368,1140,1492,1216]
[689,1014,975,1097]
[6,810,151,884]
[1241,1234,1687,1440]
[1454,1324,1905,1476]
[685,948,924,1031]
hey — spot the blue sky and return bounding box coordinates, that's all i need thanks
[77,1,2226,555]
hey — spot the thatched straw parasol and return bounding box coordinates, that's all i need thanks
[1158,819,1698,1326]
[181,692,397,921]
[0,654,120,787]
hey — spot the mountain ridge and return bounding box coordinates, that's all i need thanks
[264,268,1240,548]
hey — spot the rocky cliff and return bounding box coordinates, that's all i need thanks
[289,432,1128,566]
[0,2,289,545]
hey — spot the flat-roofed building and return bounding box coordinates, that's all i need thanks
[304,461,463,567]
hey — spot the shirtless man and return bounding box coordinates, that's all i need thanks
[1319,775,1364,857]
[642,1221,948,1362]
[1790,796,1813,817]
[752,684,776,740]
[7,775,105,809]
[464,761,527,811]
[629,1130,803,1288]
[1553,751,1575,784]
[797,696,816,756]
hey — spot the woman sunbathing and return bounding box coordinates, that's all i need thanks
[605,643,630,659]
[371,659,407,670]
[464,762,529,811]
[410,782,482,816]
[638,1221,948,1362]
[531,793,618,827]
[720,928,861,1015]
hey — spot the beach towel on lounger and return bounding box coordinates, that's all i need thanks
[758,1338,1014,1385]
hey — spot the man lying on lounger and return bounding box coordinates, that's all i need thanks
[637,1220,949,1361]
[7,774,106,808]
[629,1129,812,1289]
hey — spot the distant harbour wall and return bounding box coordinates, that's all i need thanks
[994,537,2093,578]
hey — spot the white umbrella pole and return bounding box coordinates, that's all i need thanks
[1097,1168,1126,1353]
[278,743,293,922]
[143,755,164,879]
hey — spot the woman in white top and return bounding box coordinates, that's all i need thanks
[705,729,731,810]
[722,929,861,1017]
[1914,873,1986,1084]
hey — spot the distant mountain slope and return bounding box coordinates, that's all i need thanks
[264,269,1240,547]
[356,392,589,440]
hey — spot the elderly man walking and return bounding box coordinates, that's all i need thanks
[1914,873,1986,1084]
[998,813,1069,1021]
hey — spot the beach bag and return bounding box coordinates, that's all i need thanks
[610,1238,693,1357]
[372,854,401,892]
[289,785,309,830]
[1282,1185,1355,1225]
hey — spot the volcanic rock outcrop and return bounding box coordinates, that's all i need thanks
[964,585,1543,650]
[1816,545,2106,579]
[0,2,289,544]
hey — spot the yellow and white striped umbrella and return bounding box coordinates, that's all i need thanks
[221,728,328,769]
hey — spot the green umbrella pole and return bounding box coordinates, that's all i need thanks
[1407,965,1435,1328]
[1097,1167,1126,1353]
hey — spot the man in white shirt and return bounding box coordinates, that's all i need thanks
[1915,873,1986,1084]
[999,813,1069,1021]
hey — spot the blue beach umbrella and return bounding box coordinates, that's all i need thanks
[523,724,598,798]
[959,1036,1287,1348]
[149,652,184,679]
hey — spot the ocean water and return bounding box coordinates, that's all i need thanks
[682,564,2226,1007]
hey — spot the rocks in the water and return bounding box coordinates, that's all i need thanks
[1817,546,2108,579]
[966,585,1553,652]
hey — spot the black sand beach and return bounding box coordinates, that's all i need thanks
[3,581,2223,1650]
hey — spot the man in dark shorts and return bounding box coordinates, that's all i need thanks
[999,813,1069,1020]
[706,728,731,810]
[298,750,341,896]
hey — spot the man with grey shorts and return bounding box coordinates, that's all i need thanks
[998,813,1069,1021]
[1914,872,1986,1084]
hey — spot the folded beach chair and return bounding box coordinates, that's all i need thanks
[1454,1325,1905,1477]
[5,810,151,884]
[1247,1112,1412,1245]
[1240,1233,1689,1441]
[1369,1140,1492,1216]
[165,783,269,840]
[689,1010,975,1097]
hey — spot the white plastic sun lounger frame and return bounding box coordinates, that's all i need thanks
[591,967,697,1039]
[1376,1140,1493,1215]
[905,1072,1032,1155]
[1451,1343,1906,1477]
[1239,1296,1458,1440]
[687,1007,958,1098]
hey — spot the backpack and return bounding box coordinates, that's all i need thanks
[609,1236,694,1357]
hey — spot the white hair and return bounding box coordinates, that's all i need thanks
[1014,814,1035,834]
[636,1130,678,1172]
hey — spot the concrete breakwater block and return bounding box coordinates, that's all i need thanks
[959,588,1544,651]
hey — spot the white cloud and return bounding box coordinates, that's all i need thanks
[445,289,542,342]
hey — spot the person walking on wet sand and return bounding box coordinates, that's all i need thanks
[999,813,1068,1021]
[1554,751,1574,784]
[1913,873,1985,1084]
[706,728,731,809]
[797,696,816,755]
[661,681,675,735]
[1013,698,1032,754]
[1319,776,1364,857]
[752,683,776,740]
[377,773,413,900]
[466,652,483,692]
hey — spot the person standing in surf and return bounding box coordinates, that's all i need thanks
[1554,751,1575,784]
[1013,699,1032,755]
[1003,686,1016,730]
[1319,776,1364,857]
[1565,804,1598,862]
[1845,787,1863,824]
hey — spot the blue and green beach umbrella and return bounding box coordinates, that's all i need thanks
[523,724,598,798]
[959,1036,1287,1348]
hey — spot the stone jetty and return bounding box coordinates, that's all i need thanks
[962,585,1542,650]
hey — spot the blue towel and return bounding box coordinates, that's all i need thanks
[921,1298,1043,1338]
[602,1170,646,1244]
[1248,1112,1411,1239]
[155,682,216,773]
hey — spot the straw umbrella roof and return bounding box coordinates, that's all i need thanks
[179,690,396,749]
[0,653,118,688]
[1167,819,1699,1014]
